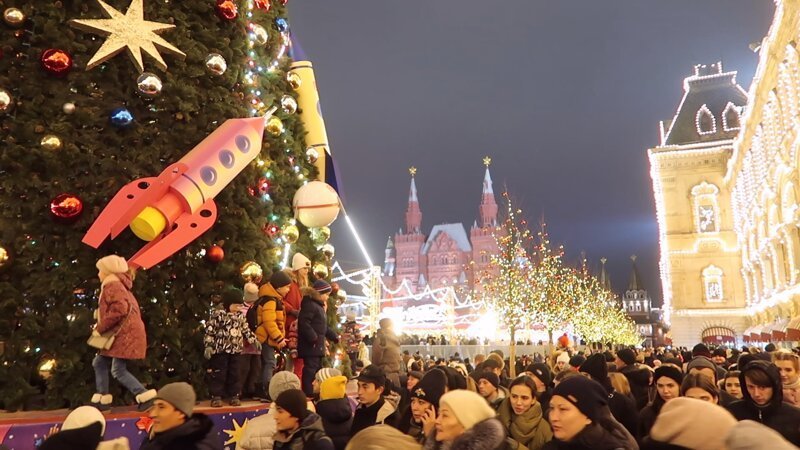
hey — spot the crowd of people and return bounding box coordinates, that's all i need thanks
[35,254,800,449]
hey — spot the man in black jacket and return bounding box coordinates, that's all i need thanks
[616,348,652,410]
[580,353,639,439]
[140,382,222,450]
[350,365,398,437]
[297,280,339,395]
[727,360,800,446]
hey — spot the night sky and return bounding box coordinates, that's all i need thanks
[288,1,775,304]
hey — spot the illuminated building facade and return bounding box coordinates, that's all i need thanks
[650,1,800,346]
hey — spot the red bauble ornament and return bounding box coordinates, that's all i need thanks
[206,245,225,263]
[50,193,83,222]
[254,0,271,11]
[41,49,72,77]
[215,0,238,20]
[330,282,340,296]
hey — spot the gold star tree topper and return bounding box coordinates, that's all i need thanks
[409,166,417,177]
[483,156,492,167]
[69,0,186,73]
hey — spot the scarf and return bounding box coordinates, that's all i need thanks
[509,402,548,446]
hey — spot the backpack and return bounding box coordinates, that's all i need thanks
[246,297,268,333]
[286,318,299,350]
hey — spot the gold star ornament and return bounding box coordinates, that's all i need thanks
[409,166,417,177]
[483,156,492,167]
[223,418,248,446]
[69,0,186,73]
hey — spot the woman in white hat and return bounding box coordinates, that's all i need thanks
[91,255,156,410]
[285,253,311,377]
[423,390,506,450]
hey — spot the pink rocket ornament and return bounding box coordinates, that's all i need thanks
[83,108,276,269]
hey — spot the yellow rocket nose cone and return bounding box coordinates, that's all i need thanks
[130,206,167,241]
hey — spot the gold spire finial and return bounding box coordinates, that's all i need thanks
[409,166,417,177]
[483,156,492,167]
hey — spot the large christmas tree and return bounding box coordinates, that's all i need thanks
[0,0,325,410]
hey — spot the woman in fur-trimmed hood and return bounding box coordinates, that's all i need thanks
[423,390,506,450]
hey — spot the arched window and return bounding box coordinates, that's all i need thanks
[722,102,741,131]
[696,104,716,135]
[703,265,724,303]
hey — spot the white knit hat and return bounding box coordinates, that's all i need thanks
[243,282,259,303]
[315,367,342,383]
[62,406,106,436]
[96,255,128,275]
[439,390,496,431]
[557,352,570,364]
[269,371,302,401]
[291,253,311,271]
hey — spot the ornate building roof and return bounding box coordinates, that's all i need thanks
[422,223,472,254]
[661,62,748,146]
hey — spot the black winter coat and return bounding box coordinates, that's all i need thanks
[315,398,353,450]
[727,360,800,446]
[423,418,507,450]
[40,422,103,450]
[619,364,652,411]
[541,414,637,450]
[607,390,640,440]
[273,413,335,450]
[140,413,222,450]
[297,290,338,358]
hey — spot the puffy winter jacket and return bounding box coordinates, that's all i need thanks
[727,360,800,446]
[236,408,276,450]
[256,283,286,348]
[140,413,222,450]
[297,289,338,358]
[423,418,506,450]
[619,364,652,410]
[273,413,334,450]
[315,398,353,450]
[372,328,402,378]
[96,273,146,360]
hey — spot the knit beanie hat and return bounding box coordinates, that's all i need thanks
[320,375,347,400]
[275,389,309,420]
[221,287,243,310]
[569,355,587,369]
[579,353,608,383]
[557,351,571,365]
[526,363,553,387]
[654,365,684,385]
[713,348,728,358]
[552,376,608,422]
[726,420,799,450]
[408,370,424,381]
[269,270,292,289]
[617,348,636,366]
[269,371,302,401]
[692,343,713,359]
[155,382,196,417]
[687,356,716,374]
[439,390,496,431]
[315,367,342,383]
[477,371,500,389]
[292,253,311,271]
[62,406,106,436]
[412,370,447,411]
[244,282,259,303]
[487,352,505,371]
[650,397,736,450]
[313,279,332,294]
[96,255,128,275]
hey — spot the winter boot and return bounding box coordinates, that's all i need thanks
[229,395,241,407]
[98,394,113,412]
[211,396,223,407]
[90,393,102,407]
[136,389,157,411]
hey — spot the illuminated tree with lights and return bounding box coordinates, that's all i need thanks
[0,1,323,409]
[573,262,641,347]
[483,194,533,377]
[528,225,581,350]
